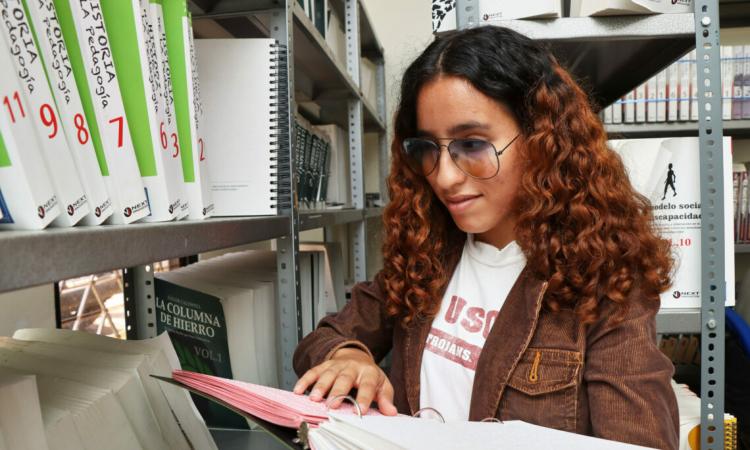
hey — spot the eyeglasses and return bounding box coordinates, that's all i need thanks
[401,134,519,180]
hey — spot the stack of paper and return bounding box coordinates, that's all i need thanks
[10,329,217,450]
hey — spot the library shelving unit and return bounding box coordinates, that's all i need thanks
[0,0,387,446]
[449,0,736,448]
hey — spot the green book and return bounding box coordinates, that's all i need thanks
[163,0,213,219]
[99,0,185,222]
[53,0,150,224]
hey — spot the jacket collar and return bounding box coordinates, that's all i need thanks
[402,261,548,419]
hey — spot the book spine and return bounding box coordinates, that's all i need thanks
[24,0,113,225]
[743,45,750,119]
[742,172,749,242]
[734,168,742,242]
[667,62,679,122]
[150,0,187,220]
[721,46,733,121]
[690,50,699,121]
[624,89,635,123]
[0,0,89,226]
[656,70,667,122]
[603,104,612,124]
[0,32,60,229]
[679,55,691,121]
[100,0,178,222]
[612,98,622,124]
[646,75,657,123]
[635,83,646,123]
[270,42,288,212]
[163,0,213,219]
[733,45,744,120]
[54,0,150,224]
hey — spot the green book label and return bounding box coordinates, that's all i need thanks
[0,131,11,167]
[52,0,109,176]
[163,0,195,182]
[155,278,247,429]
[100,0,157,176]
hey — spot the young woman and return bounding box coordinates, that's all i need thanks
[293,26,679,449]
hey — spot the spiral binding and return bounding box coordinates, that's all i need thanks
[269,43,291,211]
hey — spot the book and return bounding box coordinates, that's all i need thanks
[312,124,350,207]
[612,98,622,124]
[603,105,613,124]
[609,137,735,309]
[0,369,49,450]
[100,0,183,222]
[667,62,679,122]
[0,336,193,450]
[0,32,60,230]
[150,0,189,220]
[54,0,151,224]
[157,370,656,450]
[689,50,698,121]
[656,70,667,122]
[721,46,734,121]
[163,0,213,219]
[0,340,169,449]
[744,45,750,119]
[678,54,691,121]
[432,0,562,32]
[733,164,746,242]
[624,88,635,123]
[0,0,89,227]
[23,0,113,225]
[195,38,284,216]
[12,328,218,450]
[635,82,646,122]
[646,75,657,123]
[733,45,744,120]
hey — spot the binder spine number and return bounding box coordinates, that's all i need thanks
[270,43,290,211]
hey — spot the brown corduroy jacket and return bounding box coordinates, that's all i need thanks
[293,264,680,450]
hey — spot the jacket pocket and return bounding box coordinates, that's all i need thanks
[500,347,583,431]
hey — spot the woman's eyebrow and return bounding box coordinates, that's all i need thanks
[415,122,491,137]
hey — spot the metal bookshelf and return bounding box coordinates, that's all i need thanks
[451,0,728,447]
[606,119,750,139]
[0,0,388,406]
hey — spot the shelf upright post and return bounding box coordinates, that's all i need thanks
[456,0,479,29]
[695,0,726,448]
[376,57,389,202]
[123,265,157,340]
[346,0,366,282]
[270,1,303,391]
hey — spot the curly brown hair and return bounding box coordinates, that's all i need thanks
[382,26,673,327]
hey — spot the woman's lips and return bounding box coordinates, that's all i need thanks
[445,194,481,213]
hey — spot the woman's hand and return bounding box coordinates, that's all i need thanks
[292,347,398,416]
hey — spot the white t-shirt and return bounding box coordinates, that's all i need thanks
[419,234,527,422]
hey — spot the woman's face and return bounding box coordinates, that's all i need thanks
[415,75,524,249]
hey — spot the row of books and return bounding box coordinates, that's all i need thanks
[0,328,217,450]
[0,0,357,231]
[602,46,750,124]
[154,244,344,427]
[733,164,750,243]
[0,0,212,230]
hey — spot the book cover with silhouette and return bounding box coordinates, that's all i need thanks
[610,137,734,309]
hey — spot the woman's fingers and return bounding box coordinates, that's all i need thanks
[353,366,382,414]
[308,366,341,401]
[326,369,357,408]
[376,380,398,416]
[293,361,330,395]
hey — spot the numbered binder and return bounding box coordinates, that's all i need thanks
[150,0,189,220]
[0,0,89,227]
[163,0,213,220]
[99,0,185,222]
[23,0,113,225]
[54,0,150,224]
[195,38,285,216]
[0,32,60,230]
